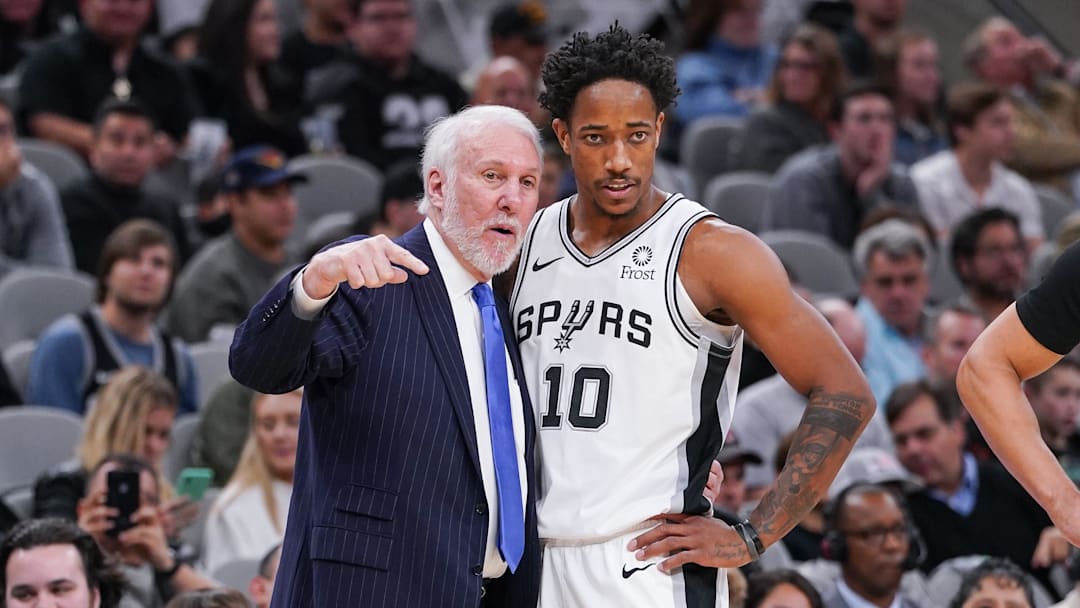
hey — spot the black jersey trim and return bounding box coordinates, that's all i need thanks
[665,210,717,349]
[681,342,731,517]
[558,192,684,267]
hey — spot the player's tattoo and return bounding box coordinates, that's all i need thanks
[749,387,872,538]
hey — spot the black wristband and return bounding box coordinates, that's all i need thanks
[155,557,182,579]
[734,520,765,561]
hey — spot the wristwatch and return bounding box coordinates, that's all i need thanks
[733,520,766,561]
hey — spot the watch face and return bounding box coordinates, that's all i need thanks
[112,77,132,101]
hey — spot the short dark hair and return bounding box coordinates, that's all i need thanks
[92,98,158,135]
[379,161,423,218]
[949,208,1022,281]
[95,219,177,304]
[824,482,896,533]
[829,80,894,124]
[0,518,127,608]
[885,379,962,426]
[539,23,680,122]
[165,588,252,608]
[87,453,160,502]
[948,557,1035,608]
[945,82,1007,146]
[921,300,984,345]
[746,569,823,608]
[1025,357,1080,393]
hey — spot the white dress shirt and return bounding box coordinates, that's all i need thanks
[291,219,528,578]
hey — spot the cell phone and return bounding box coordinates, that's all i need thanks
[105,470,140,537]
[175,467,214,502]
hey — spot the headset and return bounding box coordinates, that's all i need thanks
[820,482,927,571]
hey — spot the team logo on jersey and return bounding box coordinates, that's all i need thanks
[632,245,653,267]
[554,299,594,352]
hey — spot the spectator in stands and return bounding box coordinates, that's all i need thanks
[965,17,1080,195]
[1025,358,1080,487]
[950,208,1028,323]
[838,0,907,79]
[711,436,762,518]
[875,30,947,166]
[166,589,251,608]
[729,23,843,174]
[764,82,920,248]
[188,0,307,157]
[193,379,254,485]
[349,159,423,239]
[886,381,1057,583]
[746,569,823,608]
[248,543,280,608]
[949,557,1035,608]
[817,483,924,607]
[540,141,570,210]
[77,454,217,606]
[0,95,74,279]
[34,365,179,521]
[733,297,895,493]
[16,0,199,164]
[921,302,986,385]
[202,389,300,573]
[674,0,777,126]
[61,99,191,274]
[827,447,922,501]
[29,220,198,414]
[852,220,931,405]
[460,1,549,93]
[280,0,352,87]
[1,517,127,608]
[305,0,467,171]
[470,55,537,120]
[0,0,59,76]
[912,83,1043,250]
[165,145,303,343]
[191,172,231,252]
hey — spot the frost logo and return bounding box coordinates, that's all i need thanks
[632,245,653,267]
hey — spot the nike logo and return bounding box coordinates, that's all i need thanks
[621,563,655,579]
[531,257,563,272]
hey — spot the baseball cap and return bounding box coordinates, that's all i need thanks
[221,145,308,193]
[827,447,922,500]
[489,1,550,45]
[716,440,764,466]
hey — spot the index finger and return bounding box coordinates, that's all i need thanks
[386,245,430,276]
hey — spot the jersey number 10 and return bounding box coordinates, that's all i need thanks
[539,365,612,430]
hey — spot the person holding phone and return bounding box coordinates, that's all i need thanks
[202,389,301,573]
[77,454,217,606]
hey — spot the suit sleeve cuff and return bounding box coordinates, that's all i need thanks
[290,267,337,320]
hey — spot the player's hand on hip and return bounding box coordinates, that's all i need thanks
[627,513,752,572]
[703,460,724,505]
[304,234,430,297]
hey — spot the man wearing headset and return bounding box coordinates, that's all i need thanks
[819,482,926,608]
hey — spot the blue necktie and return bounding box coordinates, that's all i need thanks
[471,283,525,572]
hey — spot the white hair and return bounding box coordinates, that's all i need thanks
[416,105,543,214]
[852,219,934,278]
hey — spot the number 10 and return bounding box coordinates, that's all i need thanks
[540,365,612,430]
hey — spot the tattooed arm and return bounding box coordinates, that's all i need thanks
[630,220,874,570]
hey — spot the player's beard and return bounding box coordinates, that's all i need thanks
[440,187,523,278]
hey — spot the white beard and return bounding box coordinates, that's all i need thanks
[439,188,523,278]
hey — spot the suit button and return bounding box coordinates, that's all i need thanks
[472,564,483,576]
[475,504,487,516]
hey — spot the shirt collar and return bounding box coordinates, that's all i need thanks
[836,578,903,608]
[423,218,486,299]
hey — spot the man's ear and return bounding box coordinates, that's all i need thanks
[552,118,571,156]
[654,111,665,150]
[426,168,448,212]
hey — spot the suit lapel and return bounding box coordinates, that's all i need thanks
[402,226,483,479]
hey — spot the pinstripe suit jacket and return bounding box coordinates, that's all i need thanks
[228,225,540,607]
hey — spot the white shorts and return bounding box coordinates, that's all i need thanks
[539,527,728,608]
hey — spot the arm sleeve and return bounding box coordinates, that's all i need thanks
[20,167,75,271]
[17,43,79,122]
[26,320,88,413]
[763,167,829,234]
[1015,240,1080,354]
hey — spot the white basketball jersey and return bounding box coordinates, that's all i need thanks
[511,193,744,540]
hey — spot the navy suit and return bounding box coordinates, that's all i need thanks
[229,226,540,607]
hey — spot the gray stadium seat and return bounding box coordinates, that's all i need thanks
[678,116,743,197]
[189,341,231,409]
[929,254,965,304]
[700,172,772,234]
[163,413,201,483]
[0,406,83,493]
[1034,185,1074,240]
[0,268,95,351]
[17,138,90,191]
[288,155,383,252]
[181,486,221,564]
[211,558,260,599]
[2,340,35,401]
[759,230,859,298]
[653,159,697,200]
[303,211,356,255]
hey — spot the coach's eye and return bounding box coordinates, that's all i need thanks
[483,170,499,180]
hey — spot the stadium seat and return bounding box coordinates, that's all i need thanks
[303,211,356,256]
[653,159,697,200]
[0,406,83,493]
[189,341,231,409]
[180,486,221,564]
[678,116,743,197]
[17,138,90,191]
[212,558,260,599]
[1034,185,1074,240]
[2,340,35,401]
[700,172,772,234]
[163,413,201,483]
[288,154,383,252]
[759,230,859,298]
[929,254,964,304]
[0,268,95,352]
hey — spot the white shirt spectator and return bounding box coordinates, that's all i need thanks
[202,479,292,573]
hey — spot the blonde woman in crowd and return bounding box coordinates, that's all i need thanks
[33,366,179,522]
[202,389,301,573]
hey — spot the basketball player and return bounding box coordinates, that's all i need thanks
[958,240,1080,547]
[509,25,876,606]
